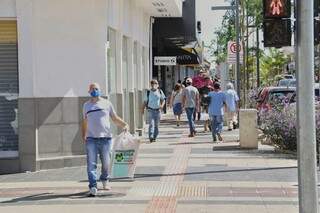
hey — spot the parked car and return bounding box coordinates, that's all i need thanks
[289,83,320,103]
[277,79,296,87]
[256,87,296,112]
[283,74,295,79]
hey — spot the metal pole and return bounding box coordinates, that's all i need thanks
[235,0,241,98]
[256,27,260,88]
[296,0,319,211]
[246,10,250,92]
[245,2,249,108]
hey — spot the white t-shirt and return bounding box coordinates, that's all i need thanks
[83,98,116,138]
[172,91,183,105]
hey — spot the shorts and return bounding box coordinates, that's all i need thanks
[173,103,183,115]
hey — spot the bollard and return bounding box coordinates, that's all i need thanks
[239,109,258,149]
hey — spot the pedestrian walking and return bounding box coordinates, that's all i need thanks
[182,78,200,137]
[142,79,166,143]
[208,82,226,142]
[225,82,239,131]
[82,83,129,197]
[200,76,214,132]
[192,70,207,121]
[170,83,183,126]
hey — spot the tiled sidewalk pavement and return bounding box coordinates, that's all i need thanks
[0,113,315,213]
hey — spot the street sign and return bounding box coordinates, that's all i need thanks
[227,41,243,64]
[154,56,177,66]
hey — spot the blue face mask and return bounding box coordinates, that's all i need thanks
[90,89,100,97]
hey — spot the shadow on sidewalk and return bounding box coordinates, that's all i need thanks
[1,190,126,204]
[108,166,298,181]
[169,141,214,145]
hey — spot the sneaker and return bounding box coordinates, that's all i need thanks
[149,138,156,143]
[213,135,217,142]
[217,133,223,141]
[88,187,98,197]
[188,133,195,137]
[233,122,238,129]
[228,128,232,131]
[102,180,111,190]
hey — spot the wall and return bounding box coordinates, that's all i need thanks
[17,0,108,98]
[0,0,152,173]
[0,0,16,18]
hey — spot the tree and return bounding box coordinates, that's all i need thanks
[207,0,263,65]
[260,48,290,85]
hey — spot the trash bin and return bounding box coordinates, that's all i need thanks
[239,109,258,149]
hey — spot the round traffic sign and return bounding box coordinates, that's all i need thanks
[230,43,241,53]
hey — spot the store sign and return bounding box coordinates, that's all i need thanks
[154,56,177,65]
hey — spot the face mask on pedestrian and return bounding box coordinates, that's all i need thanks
[90,88,100,97]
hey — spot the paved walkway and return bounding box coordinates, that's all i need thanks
[0,113,307,213]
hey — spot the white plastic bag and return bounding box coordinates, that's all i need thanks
[110,132,140,179]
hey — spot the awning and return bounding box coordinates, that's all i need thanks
[163,47,201,65]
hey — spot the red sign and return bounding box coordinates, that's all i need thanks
[270,0,283,15]
[230,43,241,53]
[263,0,290,18]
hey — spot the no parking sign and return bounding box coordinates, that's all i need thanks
[227,41,243,64]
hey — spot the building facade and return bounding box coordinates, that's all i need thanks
[152,0,203,97]
[0,0,183,174]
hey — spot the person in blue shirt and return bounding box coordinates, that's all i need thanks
[208,82,226,142]
[142,79,166,143]
[225,82,239,131]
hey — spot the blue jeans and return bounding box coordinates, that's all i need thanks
[211,115,224,137]
[86,137,111,189]
[186,107,196,134]
[148,109,160,139]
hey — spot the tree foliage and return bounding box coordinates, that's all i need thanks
[260,48,290,85]
[207,0,263,64]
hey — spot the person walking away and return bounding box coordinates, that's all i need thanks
[141,79,166,143]
[182,78,200,137]
[200,76,214,132]
[208,82,226,142]
[170,83,183,126]
[82,83,129,197]
[192,70,207,121]
[225,82,240,131]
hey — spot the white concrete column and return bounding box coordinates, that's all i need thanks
[143,46,150,89]
[137,43,143,91]
[239,109,258,149]
[115,31,123,94]
[16,0,35,98]
[127,37,134,92]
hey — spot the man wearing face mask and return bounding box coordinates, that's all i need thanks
[82,83,129,197]
[141,79,166,143]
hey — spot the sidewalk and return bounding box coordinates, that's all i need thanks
[0,113,306,213]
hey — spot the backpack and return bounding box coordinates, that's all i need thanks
[146,89,165,108]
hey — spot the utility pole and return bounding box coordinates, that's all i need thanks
[256,26,260,88]
[235,0,241,97]
[296,0,319,212]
